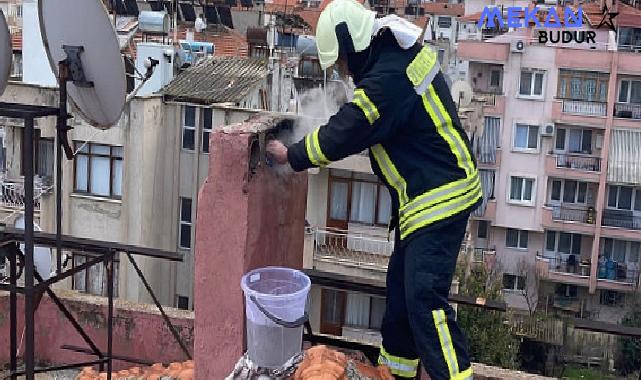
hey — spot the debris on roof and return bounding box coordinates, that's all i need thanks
[163,56,267,105]
[76,360,194,380]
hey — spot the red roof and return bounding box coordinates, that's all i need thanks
[422,2,464,16]
[10,31,21,51]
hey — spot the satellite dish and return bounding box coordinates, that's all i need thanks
[0,10,12,96]
[39,0,126,129]
[450,80,473,109]
[14,216,52,281]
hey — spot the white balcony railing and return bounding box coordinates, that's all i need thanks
[312,227,393,271]
[0,179,50,211]
[562,100,607,116]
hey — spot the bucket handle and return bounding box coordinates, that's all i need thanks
[250,295,309,328]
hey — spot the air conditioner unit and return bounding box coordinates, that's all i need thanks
[511,39,525,53]
[541,123,555,137]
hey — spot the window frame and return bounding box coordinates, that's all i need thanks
[518,69,545,99]
[545,230,582,255]
[202,108,213,154]
[182,105,197,151]
[508,175,536,206]
[607,185,640,211]
[327,170,392,228]
[506,228,529,249]
[557,69,609,102]
[512,123,539,152]
[71,252,120,297]
[437,16,452,29]
[554,127,593,154]
[179,197,193,250]
[73,142,124,199]
[618,79,641,104]
[550,179,589,205]
[502,273,526,293]
[477,220,488,239]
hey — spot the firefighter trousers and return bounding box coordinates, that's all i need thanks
[379,216,472,380]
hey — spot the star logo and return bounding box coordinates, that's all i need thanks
[597,4,618,32]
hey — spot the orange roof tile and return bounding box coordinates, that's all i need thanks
[10,31,21,51]
[422,2,464,16]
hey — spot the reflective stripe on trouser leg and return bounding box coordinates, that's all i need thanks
[378,346,419,378]
[433,309,459,377]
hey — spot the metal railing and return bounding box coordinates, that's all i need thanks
[561,100,607,116]
[0,179,50,211]
[550,205,595,224]
[618,44,641,53]
[597,261,640,285]
[555,154,601,172]
[312,227,393,271]
[614,102,641,120]
[602,209,641,231]
[542,256,591,277]
[472,90,498,106]
[472,248,495,263]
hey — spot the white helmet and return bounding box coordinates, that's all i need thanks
[315,0,376,69]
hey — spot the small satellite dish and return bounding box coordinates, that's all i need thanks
[14,216,52,281]
[450,80,473,109]
[0,10,12,96]
[39,0,126,129]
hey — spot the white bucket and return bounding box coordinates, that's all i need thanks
[240,267,311,368]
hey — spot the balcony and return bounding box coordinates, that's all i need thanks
[536,256,591,287]
[602,209,641,233]
[542,205,597,235]
[457,40,509,63]
[0,179,50,212]
[596,260,639,292]
[472,247,496,269]
[614,103,641,120]
[551,100,607,128]
[473,92,505,115]
[546,154,601,182]
[478,149,501,168]
[310,227,393,279]
[561,100,607,117]
[471,199,496,219]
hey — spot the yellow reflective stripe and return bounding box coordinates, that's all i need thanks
[407,46,440,95]
[422,86,475,176]
[400,181,482,239]
[371,144,409,205]
[433,309,459,378]
[304,128,329,166]
[453,367,474,380]
[399,171,479,224]
[378,346,419,378]
[353,88,380,125]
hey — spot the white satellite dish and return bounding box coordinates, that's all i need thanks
[38,0,126,129]
[450,80,473,109]
[0,10,12,96]
[14,216,52,281]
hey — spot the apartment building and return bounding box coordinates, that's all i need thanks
[458,2,641,322]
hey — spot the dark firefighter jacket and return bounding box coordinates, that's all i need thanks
[288,30,481,241]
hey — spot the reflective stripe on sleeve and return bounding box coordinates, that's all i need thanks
[304,128,330,166]
[353,88,380,125]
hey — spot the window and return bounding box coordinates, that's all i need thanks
[182,106,196,151]
[509,176,535,204]
[477,220,488,239]
[490,70,501,89]
[328,170,392,227]
[607,185,638,210]
[618,80,641,104]
[74,143,123,198]
[437,49,445,65]
[545,231,582,255]
[345,293,386,330]
[506,228,528,249]
[556,284,578,298]
[602,238,641,264]
[37,138,54,179]
[519,70,544,97]
[503,274,525,292]
[179,197,192,249]
[72,252,119,297]
[176,295,189,310]
[558,70,609,102]
[551,179,589,204]
[438,16,452,29]
[0,129,5,173]
[513,124,538,150]
[618,27,641,50]
[555,128,592,154]
[600,290,624,306]
[202,108,212,153]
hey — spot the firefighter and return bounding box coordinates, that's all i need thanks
[267,0,480,378]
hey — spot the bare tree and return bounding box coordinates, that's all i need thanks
[516,258,539,317]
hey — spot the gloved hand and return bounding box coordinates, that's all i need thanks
[266,139,289,165]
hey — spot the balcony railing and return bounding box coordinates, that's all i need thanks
[614,103,641,120]
[472,248,495,263]
[555,154,601,172]
[550,205,596,224]
[597,260,639,285]
[0,179,50,211]
[543,257,592,277]
[312,227,393,271]
[602,209,641,231]
[561,100,607,117]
